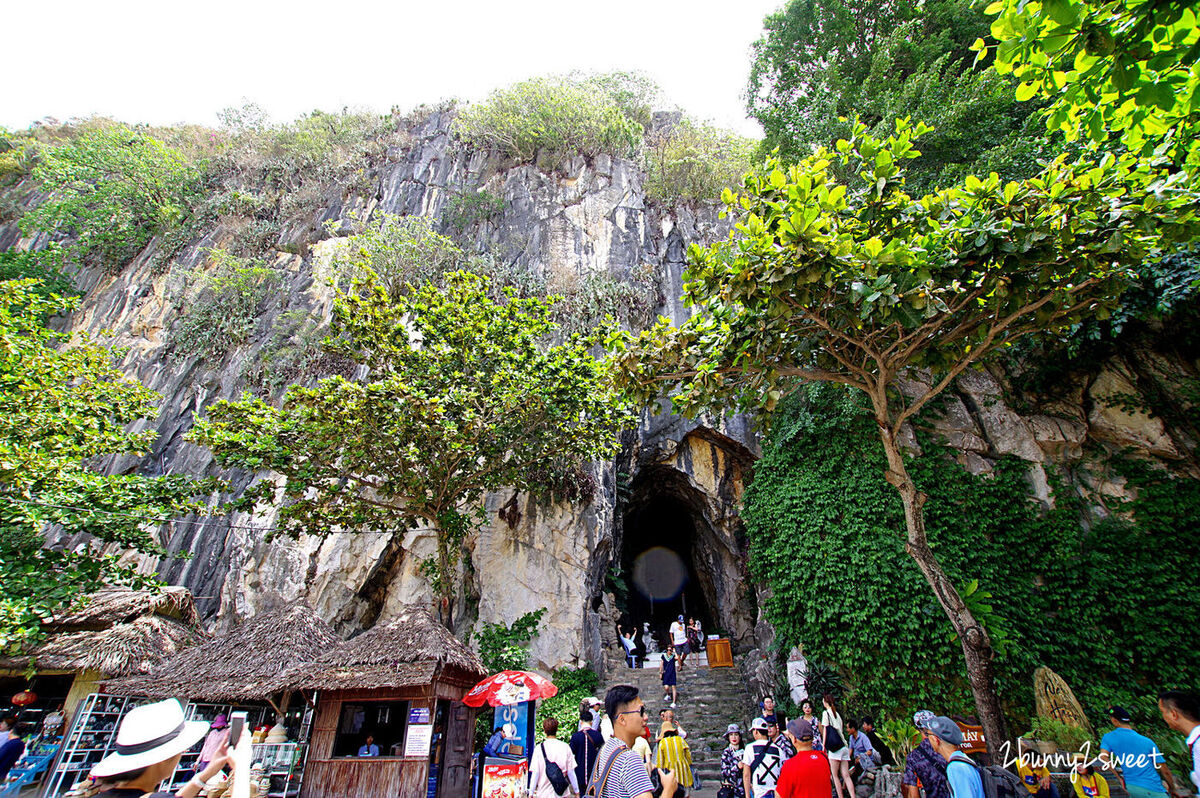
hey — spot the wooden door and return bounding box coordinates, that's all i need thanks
[438,703,474,798]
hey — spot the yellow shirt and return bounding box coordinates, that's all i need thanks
[1018,761,1051,794]
[1073,772,1110,798]
[655,734,694,788]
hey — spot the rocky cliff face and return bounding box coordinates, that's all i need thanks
[4,110,1196,680]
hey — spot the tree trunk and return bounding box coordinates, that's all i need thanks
[873,397,1009,759]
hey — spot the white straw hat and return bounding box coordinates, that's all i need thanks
[91,699,209,778]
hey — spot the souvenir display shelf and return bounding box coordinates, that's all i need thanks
[254,742,309,798]
[164,703,270,790]
[42,692,138,797]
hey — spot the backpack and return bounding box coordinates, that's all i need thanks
[584,742,624,797]
[541,742,570,796]
[949,752,1023,798]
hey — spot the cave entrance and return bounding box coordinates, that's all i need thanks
[619,470,719,656]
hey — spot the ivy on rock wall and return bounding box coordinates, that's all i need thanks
[742,383,1200,729]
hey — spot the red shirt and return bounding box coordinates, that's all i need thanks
[776,750,831,798]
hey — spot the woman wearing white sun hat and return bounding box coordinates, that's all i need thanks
[85,698,232,797]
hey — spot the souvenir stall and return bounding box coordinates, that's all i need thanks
[286,607,486,798]
[96,600,344,798]
[0,588,202,734]
[0,588,204,796]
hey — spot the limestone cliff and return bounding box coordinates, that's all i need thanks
[2,109,1196,680]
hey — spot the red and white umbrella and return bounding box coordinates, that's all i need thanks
[462,670,558,707]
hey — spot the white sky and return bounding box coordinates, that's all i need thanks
[3,0,784,139]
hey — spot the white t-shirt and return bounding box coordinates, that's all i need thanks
[742,740,783,798]
[528,737,579,798]
[670,621,687,645]
[822,709,845,751]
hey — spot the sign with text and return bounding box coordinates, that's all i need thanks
[493,701,531,759]
[409,706,431,725]
[957,721,987,755]
[405,723,433,757]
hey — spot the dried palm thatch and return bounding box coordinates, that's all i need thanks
[0,587,204,677]
[289,607,486,691]
[104,599,342,701]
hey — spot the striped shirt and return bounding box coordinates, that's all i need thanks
[591,737,656,798]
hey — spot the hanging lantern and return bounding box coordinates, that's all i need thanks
[11,689,37,707]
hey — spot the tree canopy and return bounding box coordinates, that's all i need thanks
[191,271,632,627]
[747,0,1049,193]
[0,280,211,653]
[609,120,1200,751]
[980,0,1200,163]
[18,123,203,270]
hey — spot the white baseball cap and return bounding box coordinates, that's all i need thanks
[91,699,208,778]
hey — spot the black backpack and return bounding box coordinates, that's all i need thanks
[541,742,570,796]
[949,753,1023,798]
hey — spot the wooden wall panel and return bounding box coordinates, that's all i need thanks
[300,758,428,798]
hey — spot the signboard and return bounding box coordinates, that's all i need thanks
[405,724,433,757]
[956,721,987,755]
[409,706,431,725]
[493,701,531,759]
[1034,667,1095,735]
[481,758,527,798]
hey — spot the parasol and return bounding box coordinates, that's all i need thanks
[462,670,557,707]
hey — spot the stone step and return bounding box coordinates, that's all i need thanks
[600,656,759,774]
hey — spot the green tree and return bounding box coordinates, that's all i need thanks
[980,0,1200,162]
[744,383,1200,732]
[0,280,212,653]
[191,272,631,628]
[474,607,547,673]
[747,0,1049,193]
[608,121,1200,752]
[19,123,204,270]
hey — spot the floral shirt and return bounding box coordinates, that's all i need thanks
[722,745,747,797]
[903,738,951,798]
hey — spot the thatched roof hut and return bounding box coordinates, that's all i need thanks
[289,607,486,691]
[0,587,203,677]
[104,599,342,701]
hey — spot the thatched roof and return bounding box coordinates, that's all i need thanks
[288,607,486,691]
[0,587,204,677]
[104,599,342,702]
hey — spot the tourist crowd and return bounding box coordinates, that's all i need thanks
[520,685,1200,798]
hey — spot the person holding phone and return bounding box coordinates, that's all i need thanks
[86,698,233,797]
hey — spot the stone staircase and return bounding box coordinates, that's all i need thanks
[600,654,759,784]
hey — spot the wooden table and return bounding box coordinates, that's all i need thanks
[707,638,733,668]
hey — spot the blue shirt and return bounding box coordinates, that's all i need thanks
[848,731,877,770]
[946,753,985,798]
[358,743,379,756]
[0,737,25,781]
[1100,727,1164,795]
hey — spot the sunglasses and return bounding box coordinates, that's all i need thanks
[618,706,648,717]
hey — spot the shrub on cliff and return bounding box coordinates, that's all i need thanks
[19,121,204,271]
[454,74,647,164]
[644,118,758,203]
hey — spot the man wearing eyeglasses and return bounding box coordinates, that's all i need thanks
[586,685,679,797]
[902,711,951,798]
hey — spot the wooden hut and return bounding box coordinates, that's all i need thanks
[0,587,203,721]
[287,607,487,798]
